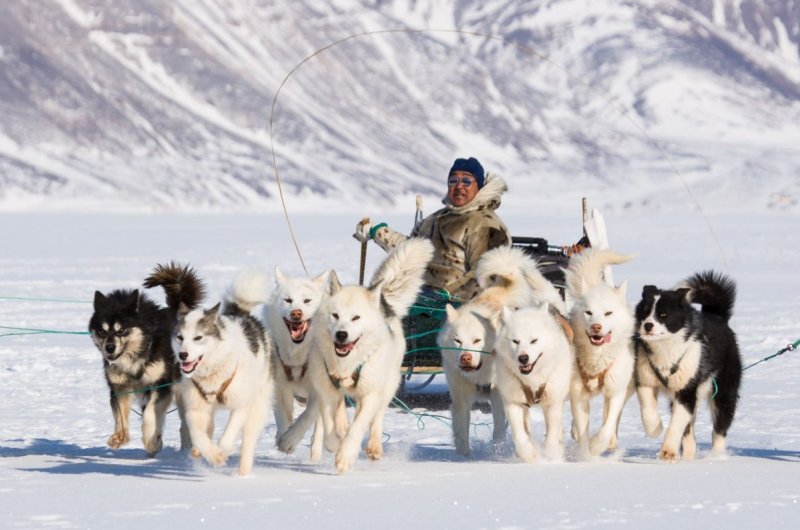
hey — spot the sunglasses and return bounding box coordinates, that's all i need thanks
[447,177,475,188]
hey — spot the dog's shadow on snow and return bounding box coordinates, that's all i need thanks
[0,438,206,480]
[731,447,800,462]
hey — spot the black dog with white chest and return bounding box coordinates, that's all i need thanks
[634,270,742,461]
[88,263,205,456]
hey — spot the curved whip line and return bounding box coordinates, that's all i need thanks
[268,27,728,272]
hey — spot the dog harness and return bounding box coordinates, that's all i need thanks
[324,359,363,390]
[637,338,688,389]
[519,380,546,408]
[576,358,613,393]
[192,362,238,405]
[276,350,308,382]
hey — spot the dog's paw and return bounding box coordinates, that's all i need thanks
[643,419,664,438]
[365,439,383,461]
[143,434,163,457]
[589,433,611,456]
[335,444,358,474]
[107,431,130,449]
[658,446,680,463]
[205,446,227,467]
[324,433,342,453]
[277,430,300,454]
[190,447,202,459]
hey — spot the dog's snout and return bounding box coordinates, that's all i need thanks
[459,353,473,365]
[643,322,654,333]
[104,343,116,354]
[178,351,188,361]
[590,323,603,334]
[518,354,529,365]
[335,331,348,343]
[290,309,303,321]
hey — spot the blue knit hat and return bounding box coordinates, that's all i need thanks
[448,157,485,189]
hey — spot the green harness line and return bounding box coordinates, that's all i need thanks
[742,338,800,372]
[0,325,89,336]
[0,295,90,304]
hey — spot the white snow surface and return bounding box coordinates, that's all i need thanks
[1,210,799,528]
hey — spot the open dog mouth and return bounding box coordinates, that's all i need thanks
[334,338,359,357]
[284,318,310,343]
[459,361,483,373]
[588,332,612,346]
[181,355,203,374]
[519,353,543,375]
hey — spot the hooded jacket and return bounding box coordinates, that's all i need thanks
[372,174,510,300]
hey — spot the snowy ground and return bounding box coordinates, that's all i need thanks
[1,211,799,529]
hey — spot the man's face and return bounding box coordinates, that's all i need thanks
[447,170,479,207]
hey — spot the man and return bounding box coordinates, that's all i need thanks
[354,157,510,301]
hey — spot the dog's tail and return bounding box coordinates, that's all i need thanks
[476,245,566,315]
[223,269,271,317]
[143,262,206,314]
[680,270,736,322]
[565,248,633,298]
[369,238,434,319]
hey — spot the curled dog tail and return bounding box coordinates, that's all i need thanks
[369,237,434,319]
[143,262,206,314]
[682,270,736,322]
[565,248,633,298]
[223,269,271,317]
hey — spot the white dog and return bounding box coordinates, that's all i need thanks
[173,270,273,475]
[266,267,346,462]
[495,305,573,462]
[565,248,635,458]
[303,238,433,473]
[438,302,505,456]
[435,245,565,457]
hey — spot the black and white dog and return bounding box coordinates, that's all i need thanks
[634,271,742,461]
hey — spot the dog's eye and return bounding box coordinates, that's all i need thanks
[530,339,538,345]
[453,338,462,346]
[658,313,667,318]
[585,310,593,316]
[116,329,129,337]
[511,339,520,345]
[96,330,107,338]
[604,311,613,317]
[284,298,293,304]
[176,334,184,341]
[351,315,360,322]
[472,338,481,345]
[193,335,203,342]
[331,313,339,320]
[303,298,311,304]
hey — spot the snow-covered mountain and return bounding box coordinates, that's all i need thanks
[0,0,798,214]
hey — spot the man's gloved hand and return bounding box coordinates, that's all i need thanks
[353,219,373,243]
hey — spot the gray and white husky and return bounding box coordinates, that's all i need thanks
[173,270,273,475]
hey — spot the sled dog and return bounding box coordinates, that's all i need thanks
[634,271,742,461]
[435,245,565,456]
[266,267,347,462]
[174,270,273,475]
[305,238,433,473]
[495,305,573,462]
[88,262,205,456]
[566,248,635,457]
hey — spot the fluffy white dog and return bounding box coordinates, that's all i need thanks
[565,248,635,458]
[495,305,573,462]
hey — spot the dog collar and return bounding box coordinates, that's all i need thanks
[276,348,308,382]
[324,359,363,390]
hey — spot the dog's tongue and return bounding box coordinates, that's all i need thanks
[289,320,308,341]
[590,332,612,345]
[335,341,356,354]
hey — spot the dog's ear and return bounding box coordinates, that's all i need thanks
[274,266,286,284]
[177,301,191,315]
[207,302,221,317]
[124,290,140,312]
[93,291,107,310]
[676,287,692,305]
[616,279,629,298]
[327,270,341,295]
[642,285,659,298]
[313,270,330,290]
[444,303,459,323]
